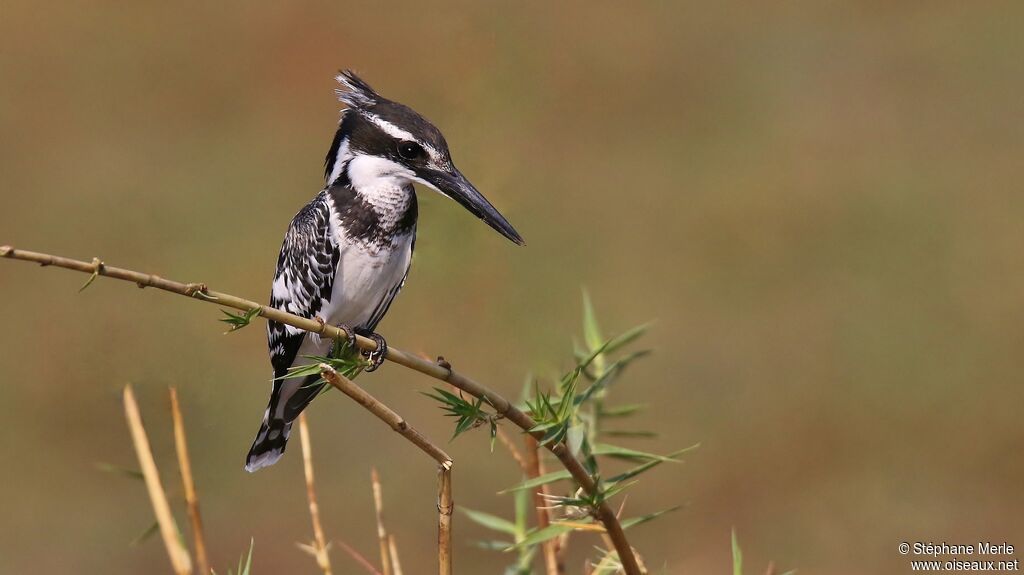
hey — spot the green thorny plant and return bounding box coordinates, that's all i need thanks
[429,292,699,573]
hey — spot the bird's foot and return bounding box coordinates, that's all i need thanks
[335,323,358,354]
[355,328,388,372]
[313,317,357,356]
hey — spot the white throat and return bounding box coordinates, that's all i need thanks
[344,154,416,215]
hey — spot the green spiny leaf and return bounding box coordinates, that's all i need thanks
[603,430,657,438]
[219,307,261,333]
[423,388,493,441]
[620,505,681,529]
[473,539,515,550]
[599,403,647,417]
[95,462,144,480]
[499,470,573,494]
[599,479,639,502]
[591,443,684,462]
[513,488,529,539]
[240,538,255,575]
[582,288,604,352]
[609,444,698,485]
[507,523,575,550]
[129,521,160,546]
[567,423,586,456]
[732,528,743,575]
[461,508,518,535]
[602,322,652,356]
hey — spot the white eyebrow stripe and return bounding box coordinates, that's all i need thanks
[364,113,415,141]
[363,112,443,163]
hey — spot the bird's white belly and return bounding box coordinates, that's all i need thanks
[320,233,413,329]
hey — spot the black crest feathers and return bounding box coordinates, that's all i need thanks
[334,70,378,109]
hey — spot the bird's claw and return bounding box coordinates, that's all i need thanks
[357,330,388,372]
[334,323,357,354]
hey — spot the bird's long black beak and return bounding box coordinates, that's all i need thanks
[421,168,525,245]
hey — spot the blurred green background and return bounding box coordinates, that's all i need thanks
[2,1,1023,573]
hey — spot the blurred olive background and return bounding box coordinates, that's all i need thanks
[2,2,1023,573]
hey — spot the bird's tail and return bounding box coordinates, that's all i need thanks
[245,375,325,472]
[245,407,293,472]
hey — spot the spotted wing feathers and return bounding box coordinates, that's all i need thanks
[246,192,339,472]
[267,191,340,376]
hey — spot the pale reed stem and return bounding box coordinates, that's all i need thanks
[298,413,333,575]
[123,385,193,575]
[169,387,210,575]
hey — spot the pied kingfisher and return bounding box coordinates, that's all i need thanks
[245,71,523,471]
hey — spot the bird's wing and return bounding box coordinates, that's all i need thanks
[267,191,341,377]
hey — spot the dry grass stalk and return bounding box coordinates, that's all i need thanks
[437,466,453,575]
[387,534,404,575]
[298,413,333,575]
[526,435,561,575]
[169,387,209,575]
[336,539,383,575]
[2,246,642,575]
[371,468,393,575]
[123,385,193,575]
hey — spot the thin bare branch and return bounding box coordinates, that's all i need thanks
[335,539,383,575]
[123,385,193,575]
[1,246,642,575]
[298,413,333,575]
[169,387,209,575]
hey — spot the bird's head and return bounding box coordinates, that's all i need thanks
[325,70,524,246]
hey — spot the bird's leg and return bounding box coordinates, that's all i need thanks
[355,327,388,372]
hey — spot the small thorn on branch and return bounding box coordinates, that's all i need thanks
[78,258,105,292]
[185,282,217,301]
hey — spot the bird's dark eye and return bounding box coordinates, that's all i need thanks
[397,141,425,160]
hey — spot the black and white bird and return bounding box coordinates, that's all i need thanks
[245,71,523,472]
